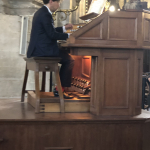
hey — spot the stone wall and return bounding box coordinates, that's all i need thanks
[0,13,51,98]
[0,13,24,98]
[0,1,39,98]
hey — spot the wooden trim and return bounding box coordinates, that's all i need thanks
[45,148,73,150]
[54,65,65,113]
[34,71,40,113]
[81,56,91,78]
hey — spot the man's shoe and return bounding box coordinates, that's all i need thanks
[53,88,59,97]
[63,92,74,99]
[53,88,74,99]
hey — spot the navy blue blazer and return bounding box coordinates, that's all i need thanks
[27,6,68,58]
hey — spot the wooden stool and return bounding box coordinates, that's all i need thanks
[21,57,64,113]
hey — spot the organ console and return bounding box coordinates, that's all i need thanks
[61,0,107,102]
[61,10,150,116]
[62,15,95,100]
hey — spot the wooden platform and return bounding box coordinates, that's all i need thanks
[0,99,150,150]
[27,91,90,113]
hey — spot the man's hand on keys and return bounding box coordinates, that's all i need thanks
[65,23,73,30]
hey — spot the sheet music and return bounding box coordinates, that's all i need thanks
[87,0,107,15]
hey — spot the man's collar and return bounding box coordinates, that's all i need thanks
[44,5,52,14]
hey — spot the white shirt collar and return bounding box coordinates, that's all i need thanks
[44,5,52,14]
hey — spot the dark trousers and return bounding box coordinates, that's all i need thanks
[59,50,74,87]
[31,49,74,87]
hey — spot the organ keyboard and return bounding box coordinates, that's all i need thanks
[65,23,86,33]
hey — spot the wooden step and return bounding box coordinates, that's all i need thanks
[27,91,90,113]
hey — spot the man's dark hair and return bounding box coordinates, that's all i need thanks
[43,0,60,4]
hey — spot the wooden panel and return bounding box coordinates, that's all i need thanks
[90,56,99,115]
[26,61,37,71]
[0,100,149,150]
[71,55,91,80]
[28,91,36,108]
[72,56,83,77]
[45,148,72,150]
[137,58,141,106]
[39,63,56,72]
[0,119,147,150]
[103,58,129,108]
[143,121,150,150]
[82,56,91,78]
[41,102,90,113]
[79,23,102,39]
[144,13,150,45]
[135,50,143,114]
[27,91,90,113]
[74,39,137,47]
[109,17,137,40]
[62,11,150,49]
[144,19,150,42]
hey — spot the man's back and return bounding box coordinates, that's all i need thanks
[27,6,68,58]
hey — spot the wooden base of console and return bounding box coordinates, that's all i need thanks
[0,100,150,150]
[27,91,90,113]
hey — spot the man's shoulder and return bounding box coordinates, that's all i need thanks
[35,6,52,17]
[34,6,47,15]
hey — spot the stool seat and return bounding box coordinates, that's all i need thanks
[24,57,61,61]
[21,57,64,113]
[24,57,61,72]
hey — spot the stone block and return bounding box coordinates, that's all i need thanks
[0,51,25,67]
[0,66,25,79]
[0,79,23,98]
[0,14,21,52]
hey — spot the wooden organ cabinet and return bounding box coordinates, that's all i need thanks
[62,10,150,116]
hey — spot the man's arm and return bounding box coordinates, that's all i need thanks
[55,24,73,33]
[55,27,63,33]
[41,14,68,40]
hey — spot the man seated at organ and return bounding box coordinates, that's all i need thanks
[27,0,75,99]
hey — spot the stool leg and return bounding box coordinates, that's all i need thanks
[49,72,53,92]
[41,72,46,92]
[35,71,40,113]
[21,64,29,102]
[54,66,65,113]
